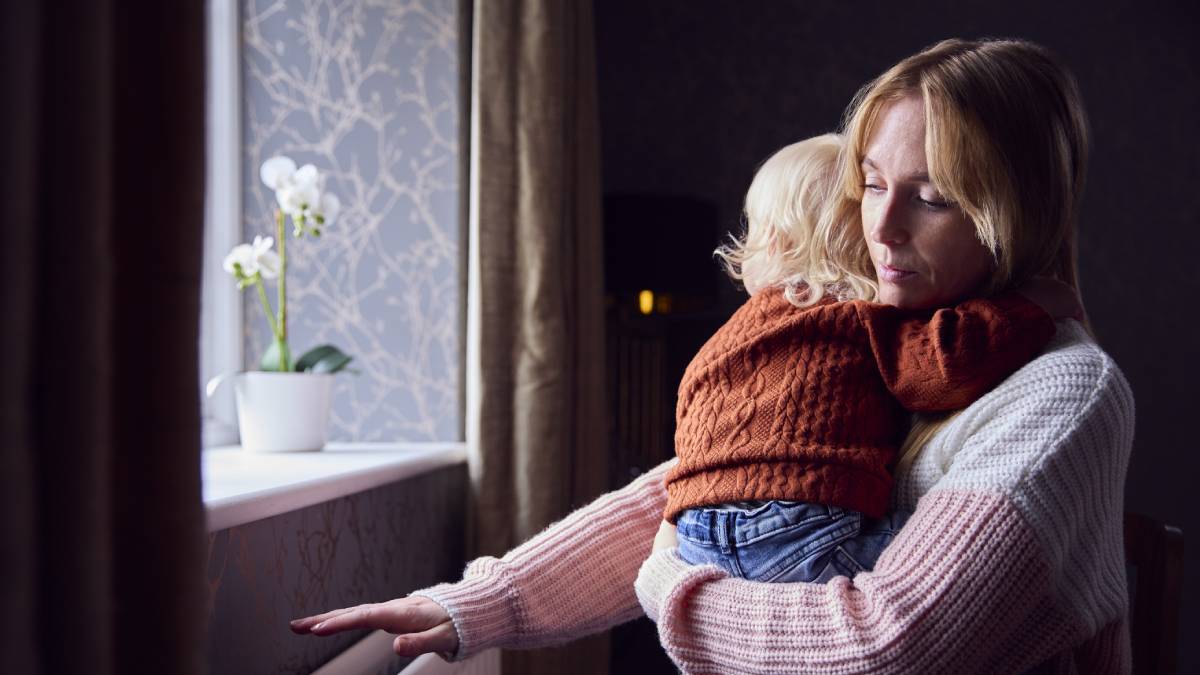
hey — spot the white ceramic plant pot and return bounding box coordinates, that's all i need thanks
[233,372,334,452]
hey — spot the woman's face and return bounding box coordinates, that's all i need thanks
[860,95,994,310]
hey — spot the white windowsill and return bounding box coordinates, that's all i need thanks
[203,442,467,532]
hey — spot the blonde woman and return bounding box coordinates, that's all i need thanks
[664,133,1075,585]
[293,38,1134,674]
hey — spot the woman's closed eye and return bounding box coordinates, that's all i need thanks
[863,183,949,210]
[916,193,952,209]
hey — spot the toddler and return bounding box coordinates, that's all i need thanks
[665,134,1072,582]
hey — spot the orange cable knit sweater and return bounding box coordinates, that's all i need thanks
[663,287,1055,522]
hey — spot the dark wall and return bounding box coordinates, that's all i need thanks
[206,466,466,674]
[596,1,1200,670]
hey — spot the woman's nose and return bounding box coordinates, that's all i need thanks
[868,194,909,245]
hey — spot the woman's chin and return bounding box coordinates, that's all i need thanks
[877,285,938,311]
[876,285,910,308]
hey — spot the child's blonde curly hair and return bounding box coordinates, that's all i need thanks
[715,133,876,307]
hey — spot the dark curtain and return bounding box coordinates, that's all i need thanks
[1,2,207,674]
[466,0,610,673]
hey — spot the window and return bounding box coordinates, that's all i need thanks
[200,0,462,448]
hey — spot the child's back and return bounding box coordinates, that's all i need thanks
[666,135,1058,583]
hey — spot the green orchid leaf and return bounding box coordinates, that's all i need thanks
[294,344,338,371]
[260,341,280,371]
[260,338,292,372]
[295,344,354,374]
[314,352,353,374]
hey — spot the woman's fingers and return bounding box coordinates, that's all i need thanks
[652,519,677,553]
[289,599,458,661]
[392,621,459,657]
[290,605,364,634]
[299,597,451,637]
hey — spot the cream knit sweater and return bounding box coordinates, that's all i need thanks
[412,320,1135,674]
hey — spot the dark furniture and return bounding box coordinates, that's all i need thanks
[1125,512,1185,674]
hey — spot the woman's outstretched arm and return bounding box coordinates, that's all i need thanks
[410,459,674,660]
[292,460,674,660]
[636,331,1134,674]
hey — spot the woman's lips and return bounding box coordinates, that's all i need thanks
[878,263,916,282]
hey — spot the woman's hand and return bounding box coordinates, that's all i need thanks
[290,596,458,657]
[1016,277,1084,321]
[652,519,678,553]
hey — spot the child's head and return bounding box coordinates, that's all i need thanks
[716,133,860,306]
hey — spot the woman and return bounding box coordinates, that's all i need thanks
[292,38,1134,674]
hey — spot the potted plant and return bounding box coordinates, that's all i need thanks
[206,156,354,452]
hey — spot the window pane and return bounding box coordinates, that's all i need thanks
[239,0,461,442]
[200,0,243,448]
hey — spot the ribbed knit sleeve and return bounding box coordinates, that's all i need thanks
[636,492,1065,674]
[409,460,673,662]
[635,321,1135,674]
[853,292,1056,412]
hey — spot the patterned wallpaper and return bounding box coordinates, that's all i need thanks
[205,465,467,674]
[241,0,460,442]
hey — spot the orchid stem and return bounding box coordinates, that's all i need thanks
[275,208,291,371]
[254,277,279,337]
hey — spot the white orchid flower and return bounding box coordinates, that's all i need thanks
[260,156,297,190]
[319,192,340,226]
[259,154,339,235]
[277,182,321,217]
[293,163,319,188]
[251,235,281,279]
[222,236,281,280]
[223,242,259,278]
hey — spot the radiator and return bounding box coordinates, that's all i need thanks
[607,320,669,488]
[399,650,501,675]
[311,630,501,675]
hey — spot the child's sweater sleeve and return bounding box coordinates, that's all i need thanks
[852,292,1055,411]
[408,459,674,662]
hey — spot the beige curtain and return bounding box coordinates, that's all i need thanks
[466,0,609,673]
[0,2,207,674]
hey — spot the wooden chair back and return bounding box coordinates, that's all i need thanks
[1124,512,1184,673]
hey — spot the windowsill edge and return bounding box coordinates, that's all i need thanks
[203,442,467,532]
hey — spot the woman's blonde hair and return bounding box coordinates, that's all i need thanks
[829,39,1092,462]
[716,133,875,307]
[834,37,1091,297]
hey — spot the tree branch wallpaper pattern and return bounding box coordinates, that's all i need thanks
[242,0,459,441]
[205,466,467,674]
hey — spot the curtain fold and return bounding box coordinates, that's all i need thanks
[466,0,609,673]
[1,2,207,674]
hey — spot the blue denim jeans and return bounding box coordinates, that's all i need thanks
[675,501,912,583]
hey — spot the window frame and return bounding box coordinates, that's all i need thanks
[200,0,243,448]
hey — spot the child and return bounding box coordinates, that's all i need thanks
[665,134,1072,583]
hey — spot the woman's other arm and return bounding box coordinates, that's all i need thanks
[636,332,1134,674]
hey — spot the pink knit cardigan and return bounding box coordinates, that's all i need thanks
[412,322,1134,674]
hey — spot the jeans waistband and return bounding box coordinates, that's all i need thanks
[676,508,737,551]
